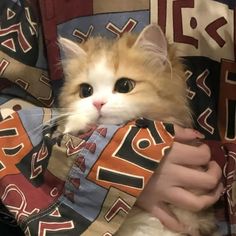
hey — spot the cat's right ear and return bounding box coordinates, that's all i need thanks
[133,24,168,67]
[58,37,87,59]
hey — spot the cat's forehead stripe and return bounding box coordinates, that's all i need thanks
[88,56,114,83]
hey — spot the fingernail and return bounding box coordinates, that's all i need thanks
[193,130,205,139]
[220,188,227,196]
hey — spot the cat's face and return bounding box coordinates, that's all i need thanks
[59,24,191,133]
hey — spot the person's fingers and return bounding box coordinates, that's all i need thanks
[174,125,205,142]
[205,161,223,185]
[150,203,185,233]
[165,162,222,190]
[166,182,224,212]
[166,142,211,166]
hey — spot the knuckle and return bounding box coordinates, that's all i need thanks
[199,144,211,162]
[207,176,218,189]
[212,162,223,179]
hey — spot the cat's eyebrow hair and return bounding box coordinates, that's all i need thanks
[115,76,133,80]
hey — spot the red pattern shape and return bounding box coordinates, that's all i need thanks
[38,221,74,236]
[106,18,137,37]
[0,59,10,76]
[30,143,48,180]
[197,108,214,134]
[66,138,85,156]
[75,155,86,172]
[0,23,32,52]
[173,0,198,48]
[73,25,94,43]
[196,69,211,96]
[205,17,227,47]
[104,197,131,222]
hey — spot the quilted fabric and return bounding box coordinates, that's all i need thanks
[0,0,236,235]
[0,106,174,235]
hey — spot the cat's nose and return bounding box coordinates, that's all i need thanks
[93,101,106,111]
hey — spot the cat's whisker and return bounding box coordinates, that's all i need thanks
[1,110,70,141]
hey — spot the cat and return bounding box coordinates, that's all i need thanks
[58,24,219,236]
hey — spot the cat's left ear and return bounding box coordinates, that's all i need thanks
[133,24,168,66]
[58,37,87,60]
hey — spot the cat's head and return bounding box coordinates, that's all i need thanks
[58,24,191,133]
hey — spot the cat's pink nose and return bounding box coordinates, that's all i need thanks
[93,101,105,111]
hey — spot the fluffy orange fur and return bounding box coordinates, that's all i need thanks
[59,34,192,128]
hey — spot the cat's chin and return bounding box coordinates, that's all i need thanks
[97,116,126,126]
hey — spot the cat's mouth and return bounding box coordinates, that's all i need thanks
[97,115,123,126]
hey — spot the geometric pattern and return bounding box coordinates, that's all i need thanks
[0,108,174,235]
[0,0,236,236]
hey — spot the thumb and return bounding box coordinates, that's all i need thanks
[174,125,205,142]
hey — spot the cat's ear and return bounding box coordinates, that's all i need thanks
[58,37,87,59]
[133,24,168,66]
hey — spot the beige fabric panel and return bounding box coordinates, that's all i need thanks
[82,187,136,236]
[93,0,149,14]
[47,134,82,181]
[0,51,53,107]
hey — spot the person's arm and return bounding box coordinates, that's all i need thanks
[136,125,223,233]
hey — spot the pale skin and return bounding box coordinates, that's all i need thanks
[136,125,224,233]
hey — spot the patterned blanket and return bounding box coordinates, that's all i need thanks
[0,0,236,235]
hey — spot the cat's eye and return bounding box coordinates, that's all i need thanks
[114,78,135,93]
[79,83,93,98]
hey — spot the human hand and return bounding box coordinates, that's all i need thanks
[135,125,224,233]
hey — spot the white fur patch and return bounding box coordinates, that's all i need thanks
[64,56,118,132]
[88,56,114,88]
[87,56,115,107]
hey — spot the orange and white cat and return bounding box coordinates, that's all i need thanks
[58,24,218,236]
